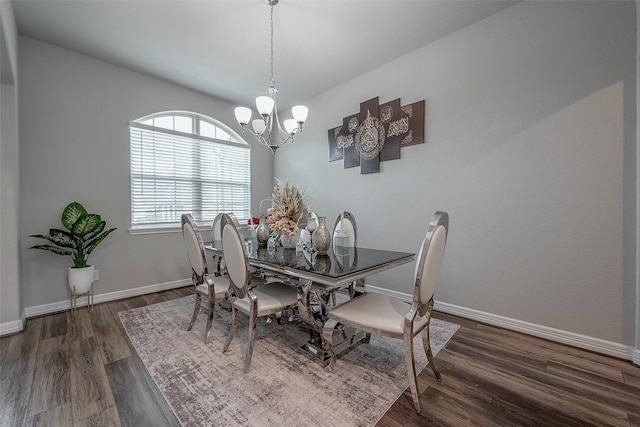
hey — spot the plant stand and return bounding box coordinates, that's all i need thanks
[70,283,94,320]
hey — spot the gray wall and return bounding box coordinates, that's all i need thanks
[0,0,22,327]
[5,1,638,360]
[276,1,637,347]
[18,36,274,310]
[636,0,640,363]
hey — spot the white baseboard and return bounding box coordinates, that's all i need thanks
[4,280,639,364]
[0,318,25,336]
[366,285,638,363]
[0,279,190,336]
[21,278,191,320]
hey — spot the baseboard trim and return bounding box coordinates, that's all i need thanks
[5,280,638,364]
[366,285,637,363]
[0,318,25,336]
[23,278,191,319]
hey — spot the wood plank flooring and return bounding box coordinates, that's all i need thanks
[0,287,638,426]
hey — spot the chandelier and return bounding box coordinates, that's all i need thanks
[234,0,308,155]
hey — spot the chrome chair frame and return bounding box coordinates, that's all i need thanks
[220,213,298,372]
[182,214,230,344]
[322,211,449,413]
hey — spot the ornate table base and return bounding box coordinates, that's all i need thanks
[300,327,366,366]
[296,279,366,367]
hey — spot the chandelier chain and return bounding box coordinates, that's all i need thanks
[269,3,275,88]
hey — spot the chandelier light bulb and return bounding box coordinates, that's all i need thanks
[234,107,252,126]
[283,119,297,134]
[256,96,275,117]
[252,119,267,135]
[291,105,308,124]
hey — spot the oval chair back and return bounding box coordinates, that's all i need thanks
[413,211,449,315]
[333,211,357,248]
[220,213,250,300]
[181,214,207,282]
[212,212,239,243]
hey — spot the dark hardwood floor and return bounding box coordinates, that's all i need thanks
[1,287,638,426]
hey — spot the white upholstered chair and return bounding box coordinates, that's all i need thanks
[211,212,239,242]
[182,214,231,344]
[332,211,362,299]
[210,212,238,277]
[211,212,265,287]
[332,211,357,248]
[220,213,299,372]
[322,211,449,413]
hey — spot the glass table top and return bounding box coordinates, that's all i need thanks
[207,238,414,280]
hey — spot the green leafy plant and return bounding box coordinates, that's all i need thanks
[30,201,116,268]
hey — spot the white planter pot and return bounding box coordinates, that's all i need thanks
[68,265,94,295]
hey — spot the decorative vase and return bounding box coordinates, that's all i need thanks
[256,246,268,260]
[280,248,297,266]
[280,228,299,249]
[313,254,332,274]
[68,265,94,295]
[312,216,331,254]
[256,216,270,246]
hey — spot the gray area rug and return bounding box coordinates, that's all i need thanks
[119,294,459,427]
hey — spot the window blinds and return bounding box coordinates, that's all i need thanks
[130,124,250,229]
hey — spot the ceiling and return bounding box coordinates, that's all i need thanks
[11,0,518,110]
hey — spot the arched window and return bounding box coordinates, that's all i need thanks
[129,111,250,233]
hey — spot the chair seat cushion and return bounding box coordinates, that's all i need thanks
[328,292,428,336]
[195,275,231,297]
[234,282,298,317]
[195,273,266,297]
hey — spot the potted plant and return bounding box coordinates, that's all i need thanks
[264,179,309,248]
[30,201,116,295]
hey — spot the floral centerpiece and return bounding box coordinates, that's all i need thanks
[265,179,309,245]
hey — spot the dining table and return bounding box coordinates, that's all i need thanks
[205,233,415,366]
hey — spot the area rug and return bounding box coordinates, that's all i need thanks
[119,295,459,427]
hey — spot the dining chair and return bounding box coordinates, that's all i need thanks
[332,211,362,299]
[210,212,239,277]
[220,213,299,373]
[211,212,266,287]
[182,213,231,344]
[322,211,449,414]
[333,211,357,248]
